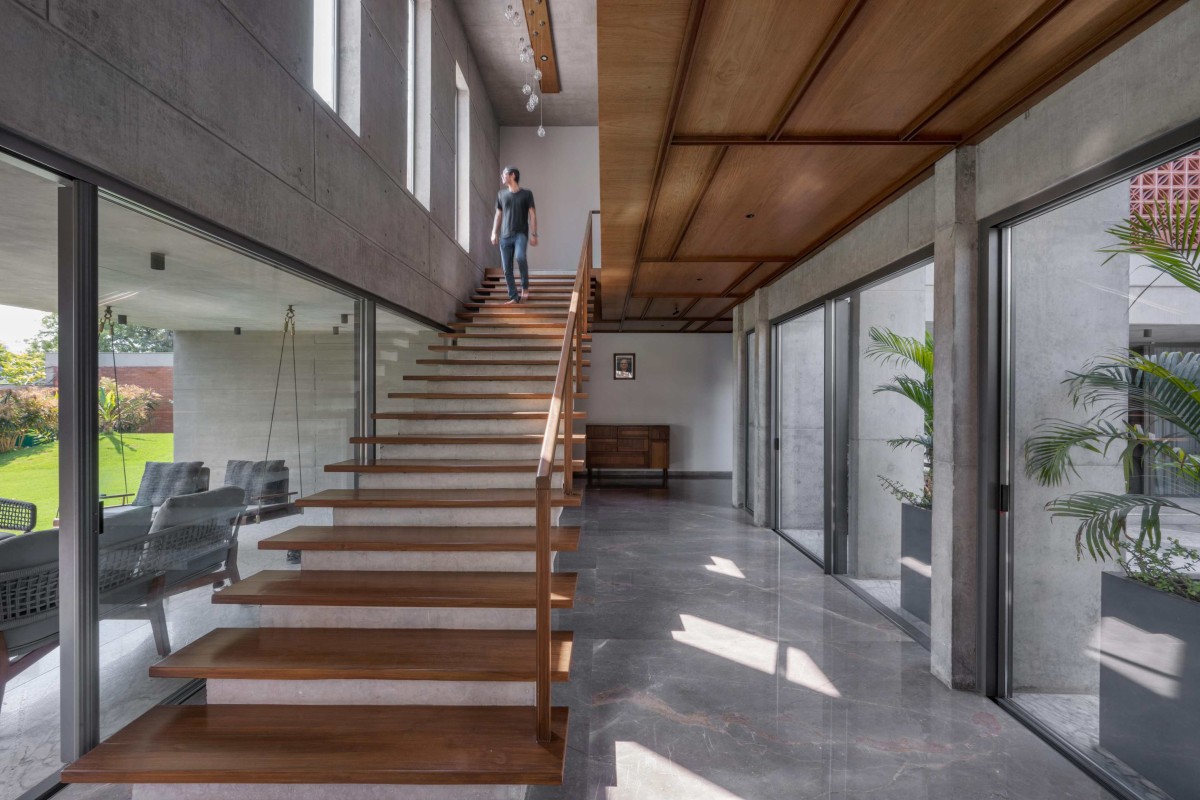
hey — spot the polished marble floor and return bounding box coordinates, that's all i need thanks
[51,480,1114,800]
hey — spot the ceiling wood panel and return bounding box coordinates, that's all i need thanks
[782,0,1049,136]
[674,0,848,136]
[677,144,944,257]
[642,146,724,257]
[634,260,755,297]
[689,297,736,318]
[922,0,1169,138]
[727,261,778,296]
[598,0,1178,330]
[597,0,694,320]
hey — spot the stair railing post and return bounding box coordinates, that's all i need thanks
[534,478,552,742]
[564,359,575,496]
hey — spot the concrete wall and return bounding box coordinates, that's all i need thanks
[173,330,356,496]
[497,126,600,271]
[583,333,733,473]
[0,0,501,326]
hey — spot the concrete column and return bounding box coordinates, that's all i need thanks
[930,148,980,689]
[848,271,926,578]
[1009,182,1129,693]
[752,291,772,526]
[732,305,747,509]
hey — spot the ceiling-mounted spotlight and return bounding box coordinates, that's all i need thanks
[117,314,128,325]
[341,314,350,324]
[332,326,340,335]
[1143,328,1153,338]
[234,327,242,335]
[150,252,166,271]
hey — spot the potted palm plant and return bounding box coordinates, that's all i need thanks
[1024,200,1200,800]
[866,327,933,624]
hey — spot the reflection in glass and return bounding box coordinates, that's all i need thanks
[1008,155,1200,800]
[0,153,66,799]
[841,264,934,638]
[776,308,826,562]
[94,193,361,738]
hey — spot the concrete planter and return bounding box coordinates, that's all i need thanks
[899,503,932,624]
[1099,570,1200,800]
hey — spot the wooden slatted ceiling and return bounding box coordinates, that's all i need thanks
[597,0,1184,329]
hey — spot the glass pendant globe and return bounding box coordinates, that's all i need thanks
[537,125,546,138]
[522,83,532,96]
[533,68,543,81]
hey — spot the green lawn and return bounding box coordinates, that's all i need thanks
[0,434,174,524]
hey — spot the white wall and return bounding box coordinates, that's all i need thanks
[583,333,733,473]
[497,126,600,271]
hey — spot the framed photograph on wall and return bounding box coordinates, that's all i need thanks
[613,353,635,380]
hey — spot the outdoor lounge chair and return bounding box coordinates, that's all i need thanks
[0,486,245,710]
[0,497,36,534]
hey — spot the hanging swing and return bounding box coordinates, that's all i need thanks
[98,305,134,508]
[236,304,304,525]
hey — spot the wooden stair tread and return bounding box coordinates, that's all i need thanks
[350,434,585,445]
[259,525,581,552]
[401,375,590,382]
[62,704,568,785]
[213,570,578,608]
[372,410,585,419]
[426,345,591,352]
[151,628,573,681]
[437,332,592,340]
[415,359,591,367]
[387,392,589,400]
[295,488,583,508]
[323,458,584,473]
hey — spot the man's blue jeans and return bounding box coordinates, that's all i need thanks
[499,233,530,300]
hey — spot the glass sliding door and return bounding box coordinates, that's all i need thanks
[837,262,934,640]
[1002,150,1200,800]
[0,152,70,799]
[94,192,361,738]
[745,330,757,514]
[774,307,826,563]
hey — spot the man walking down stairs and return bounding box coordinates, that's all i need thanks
[62,269,593,799]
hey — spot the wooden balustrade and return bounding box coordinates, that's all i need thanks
[533,211,595,741]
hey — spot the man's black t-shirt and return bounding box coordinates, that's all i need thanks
[496,188,536,238]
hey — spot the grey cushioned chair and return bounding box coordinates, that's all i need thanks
[145,485,246,596]
[0,522,163,709]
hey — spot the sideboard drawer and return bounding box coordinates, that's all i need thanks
[588,453,647,467]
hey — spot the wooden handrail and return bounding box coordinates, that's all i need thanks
[532,211,593,742]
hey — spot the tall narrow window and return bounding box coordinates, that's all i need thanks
[406,0,416,193]
[312,0,337,109]
[454,63,470,251]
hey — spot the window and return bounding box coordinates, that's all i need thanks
[406,0,416,193]
[312,0,360,135]
[999,147,1200,800]
[312,0,337,109]
[454,63,470,251]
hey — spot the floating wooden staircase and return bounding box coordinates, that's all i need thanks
[63,265,595,798]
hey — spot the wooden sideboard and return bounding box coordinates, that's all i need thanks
[585,425,669,483]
